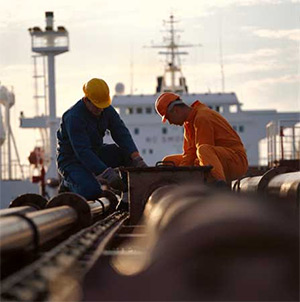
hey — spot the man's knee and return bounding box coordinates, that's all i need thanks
[197,144,213,155]
[74,180,102,200]
[63,170,102,200]
[163,154,182,166]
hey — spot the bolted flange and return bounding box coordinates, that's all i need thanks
[9,193,48,210]
[46,192,92,228]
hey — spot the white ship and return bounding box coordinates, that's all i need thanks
[0,13,299,208]
[108,15,299,167]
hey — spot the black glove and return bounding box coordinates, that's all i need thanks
[96,167,125,192]
[132,156,148,168]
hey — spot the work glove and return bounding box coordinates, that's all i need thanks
[96,167,125,192]
[132,156,148,168]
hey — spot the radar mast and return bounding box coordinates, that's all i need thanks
[149,15,200,94]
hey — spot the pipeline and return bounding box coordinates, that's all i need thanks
[0,211,128,302]
[0,191,118,254]
[96,184,299,302]
[1,167,298,302]
[232,167,299,206]
[0,193,48,217]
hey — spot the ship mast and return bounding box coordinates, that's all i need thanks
[24,12,69,183]
[150,15,199,94]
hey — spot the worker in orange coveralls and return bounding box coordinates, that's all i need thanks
[155,92,248,185]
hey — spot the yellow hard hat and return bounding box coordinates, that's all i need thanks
[83,78,111,109]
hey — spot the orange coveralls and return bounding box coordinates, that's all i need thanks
[163,101,248,182]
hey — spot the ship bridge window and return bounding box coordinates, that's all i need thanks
[126,107,133,115]
[230,105,238,113]
[146,107,152,114]
[149,149,153,154]
[239,125,244,133]
[162,127,167,134]
[215,106,223,113]
[134,128,139,135]
[136,107,143,114]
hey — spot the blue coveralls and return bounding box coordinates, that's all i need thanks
[57,99,138,200]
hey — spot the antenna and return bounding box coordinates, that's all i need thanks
[130,44,134,95]
[145,15,201,94]
[219,17,225,93]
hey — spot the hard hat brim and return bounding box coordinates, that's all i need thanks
[90,96,111,109]
[83,81,111,109]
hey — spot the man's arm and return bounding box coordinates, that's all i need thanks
[194,115,215,146]
[194,115,215,163]
[65,115,107,175]
[107,107,138,155]
[179,126,197,166]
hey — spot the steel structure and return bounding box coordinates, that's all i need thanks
[0,167,299,301]
[21,12,69,185]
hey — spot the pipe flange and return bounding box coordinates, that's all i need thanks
[9,193,48,210]
[258,166,295,192]
[46,192,92,228]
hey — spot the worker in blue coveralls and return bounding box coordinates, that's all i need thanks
[57,78,147,200]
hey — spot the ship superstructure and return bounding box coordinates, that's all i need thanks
[107,15,299,166]
[1,14,299,209]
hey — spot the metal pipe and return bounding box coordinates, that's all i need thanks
[238,176,263,193]
[0,193,113,253]
[0,206,77,252]
[88,198,110,217]
[0,206,36,217]
[267,171,300,204]
[113,183,298,284]
[5,102,11,179]
[46,53,58,180]
[234,167,295,194]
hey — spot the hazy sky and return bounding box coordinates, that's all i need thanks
[0,0,299,166]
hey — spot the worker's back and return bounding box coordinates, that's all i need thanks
[192,101,245,151]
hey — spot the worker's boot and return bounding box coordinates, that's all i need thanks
[209,180,231,191]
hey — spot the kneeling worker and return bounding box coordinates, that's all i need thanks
[155,92,248,184]
[57,78,147,200]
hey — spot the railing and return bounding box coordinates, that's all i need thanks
[267,120,300,167]
[1,162,32,181]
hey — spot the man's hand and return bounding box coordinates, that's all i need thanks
[96,167,125,192]
[95,174,108,185]
[132,156,148,168]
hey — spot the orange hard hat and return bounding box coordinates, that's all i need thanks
[155,92,181,123]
